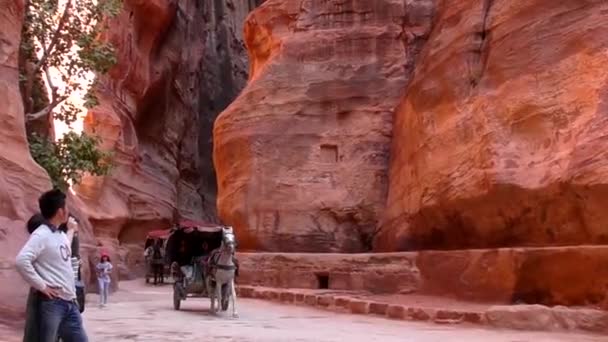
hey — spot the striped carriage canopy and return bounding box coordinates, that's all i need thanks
[146,229,172,240]
[144,228,171,249]
[178,219,224,233]
[146,219,223,241]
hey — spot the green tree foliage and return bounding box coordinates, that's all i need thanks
[20,0,121,188]
[29,132,112,190]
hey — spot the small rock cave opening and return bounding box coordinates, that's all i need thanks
[315,272,330,289]
[320,144,339,163]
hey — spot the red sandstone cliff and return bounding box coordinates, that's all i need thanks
[0,0,261,315]
[0,0,52,316]
[3,0,608,313]
[214,0,435,252]
[215,0,608,254]
[376,0,608,251]
[73,0,261,276]
[0,0,98,316]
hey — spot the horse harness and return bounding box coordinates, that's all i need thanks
[208,249,237,272]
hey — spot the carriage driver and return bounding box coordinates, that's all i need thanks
[199,242,211,280]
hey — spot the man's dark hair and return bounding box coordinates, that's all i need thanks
[26,213,46,234]
[39,189,67,220]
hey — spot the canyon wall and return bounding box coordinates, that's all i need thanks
[198,0,267,208]
[0,0,99,316]
[0,0,183,303]
[0,0,51,317]
[376,0,608,251]
[75,0,261,275]
[217,0,608,306]
[3,0,608,312]
[216,0,608,255]
[214,0,435,252]
[0,0,262,315]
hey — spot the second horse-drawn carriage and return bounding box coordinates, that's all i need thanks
[164,220,239,317]
[144,229,171,284]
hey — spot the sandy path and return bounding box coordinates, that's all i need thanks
[80,280,605,342]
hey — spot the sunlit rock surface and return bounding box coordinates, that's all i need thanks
[377,0,608,251]
[214,0,435,252]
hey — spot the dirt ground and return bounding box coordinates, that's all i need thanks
[3,280,606,341]
[84,280,606,342]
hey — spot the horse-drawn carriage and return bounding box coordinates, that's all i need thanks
[165,220,239,317]
[144,229,171,284]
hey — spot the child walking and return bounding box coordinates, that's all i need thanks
[96,253,113,307]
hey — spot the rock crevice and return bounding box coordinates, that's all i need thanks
[71,0,262,275]
[469,0,493,87]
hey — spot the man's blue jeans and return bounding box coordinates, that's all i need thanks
[39,298,88,342]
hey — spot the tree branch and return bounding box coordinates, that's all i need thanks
[33,0,73,74]
[23,0,72,115]
[44,67,57,103]
[26,95,68,122]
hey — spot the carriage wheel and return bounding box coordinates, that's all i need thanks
[173,284,182,310]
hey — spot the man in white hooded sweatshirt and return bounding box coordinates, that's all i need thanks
[16,189,88,342]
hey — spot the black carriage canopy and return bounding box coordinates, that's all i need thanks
[165,221,225,266]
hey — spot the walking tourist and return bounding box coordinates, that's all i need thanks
[16,189,89,342]
[152,239,164,285]
[96,253,113,307]
[67,219,86,314]
[144,242,154,282]
[59,216,83,312]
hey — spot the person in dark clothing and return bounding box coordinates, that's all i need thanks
[59,217,85,313]
[23,214,46,342]
[176,240,190,266]
[152,239,164,285]
[27,214,46,234]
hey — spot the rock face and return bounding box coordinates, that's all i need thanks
[0,0,53,316]
[78,0,205,243]
[198,0,267,208]
[238,252,421,294]
[214,0,435,252]
[76,0,261,267]
[239,246,608,306]
[0,0,102,309]
[376,0,608,251]
[0,0,263,312]
[4,0,608,315]
[0,0,104,316]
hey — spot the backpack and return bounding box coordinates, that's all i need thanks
[76,282,85,313]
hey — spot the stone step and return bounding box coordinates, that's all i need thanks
[236,246,608,307]
[236,286,608,334]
